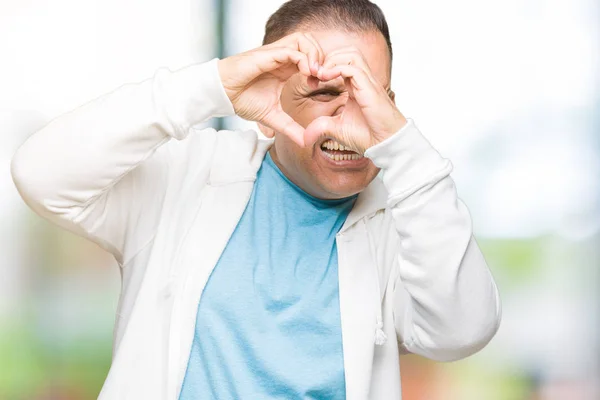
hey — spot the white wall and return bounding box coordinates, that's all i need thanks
[0,0,215,315]
[224,0,599,239]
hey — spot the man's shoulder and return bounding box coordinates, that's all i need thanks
[180,126,272,183]
[213,127,271,152]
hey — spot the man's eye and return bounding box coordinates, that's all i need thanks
[309,90,342,100]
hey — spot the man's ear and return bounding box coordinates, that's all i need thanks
[257,122,275,139]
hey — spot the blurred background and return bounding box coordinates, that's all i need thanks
[1,0,599,399]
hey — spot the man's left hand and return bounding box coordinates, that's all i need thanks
[303,47,408,154]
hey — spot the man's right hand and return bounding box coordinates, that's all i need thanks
[217,32,324,146]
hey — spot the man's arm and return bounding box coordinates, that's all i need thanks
[10,58,235,266]
[364,118,502,362]
[10,32,322,267]
[301,47,501,361]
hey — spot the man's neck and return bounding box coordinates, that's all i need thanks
[267,146,337,201]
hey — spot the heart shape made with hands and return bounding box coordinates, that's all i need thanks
[302,63,406,154]
[267,72,375,155]
[274,67,396,155]
[221,35,404,153]
[245,57,373,153]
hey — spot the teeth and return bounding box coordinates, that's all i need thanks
[321,151,363,161]
[320,139,364,161]
[321,139,351,151]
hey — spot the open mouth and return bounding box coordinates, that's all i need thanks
[319,139,364,161]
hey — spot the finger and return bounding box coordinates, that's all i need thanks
[293,33,321,76]
[264,47,311,77]
[305,112,369,154]
[320,47,385,97]
[319,64,389,113]
[302,32,325,74]
[304,115,341,148]
[280,32,323,76]
[320,50,379,87]
[318,64,373,93]
[322,47,367,70]
[263,109,305,147]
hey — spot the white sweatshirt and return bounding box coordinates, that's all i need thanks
[10,57,502,400]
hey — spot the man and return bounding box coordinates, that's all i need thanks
[11,0,502,399]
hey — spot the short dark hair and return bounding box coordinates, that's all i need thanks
[263,0,393,62]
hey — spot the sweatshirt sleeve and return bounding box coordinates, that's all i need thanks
[10,58,235,266]
[364,118,502,362]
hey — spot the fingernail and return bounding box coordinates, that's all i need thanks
[312,61,319,71]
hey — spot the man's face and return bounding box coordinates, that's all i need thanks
[264,28,392,200]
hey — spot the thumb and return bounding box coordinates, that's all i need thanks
[262,109,305,147]
[304,115,342,148]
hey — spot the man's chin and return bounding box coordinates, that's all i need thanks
[311,160,375,199]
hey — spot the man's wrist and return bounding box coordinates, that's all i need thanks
[369,112,408,148]
[364,118,452,203]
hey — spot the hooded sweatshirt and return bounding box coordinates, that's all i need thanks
[10,57,502,400]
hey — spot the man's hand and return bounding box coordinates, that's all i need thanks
[218,32,324,147]
[304,47,408,154]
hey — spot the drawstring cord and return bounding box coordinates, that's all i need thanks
[363,219,387,346]
[375,315,387,346]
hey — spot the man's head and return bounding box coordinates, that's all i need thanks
[259,0,394,200]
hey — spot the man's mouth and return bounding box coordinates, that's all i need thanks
[319,139,364,161]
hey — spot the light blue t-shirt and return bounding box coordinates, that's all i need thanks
[178,151,357,400]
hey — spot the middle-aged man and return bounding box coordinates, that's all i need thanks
[11,0,502,399]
